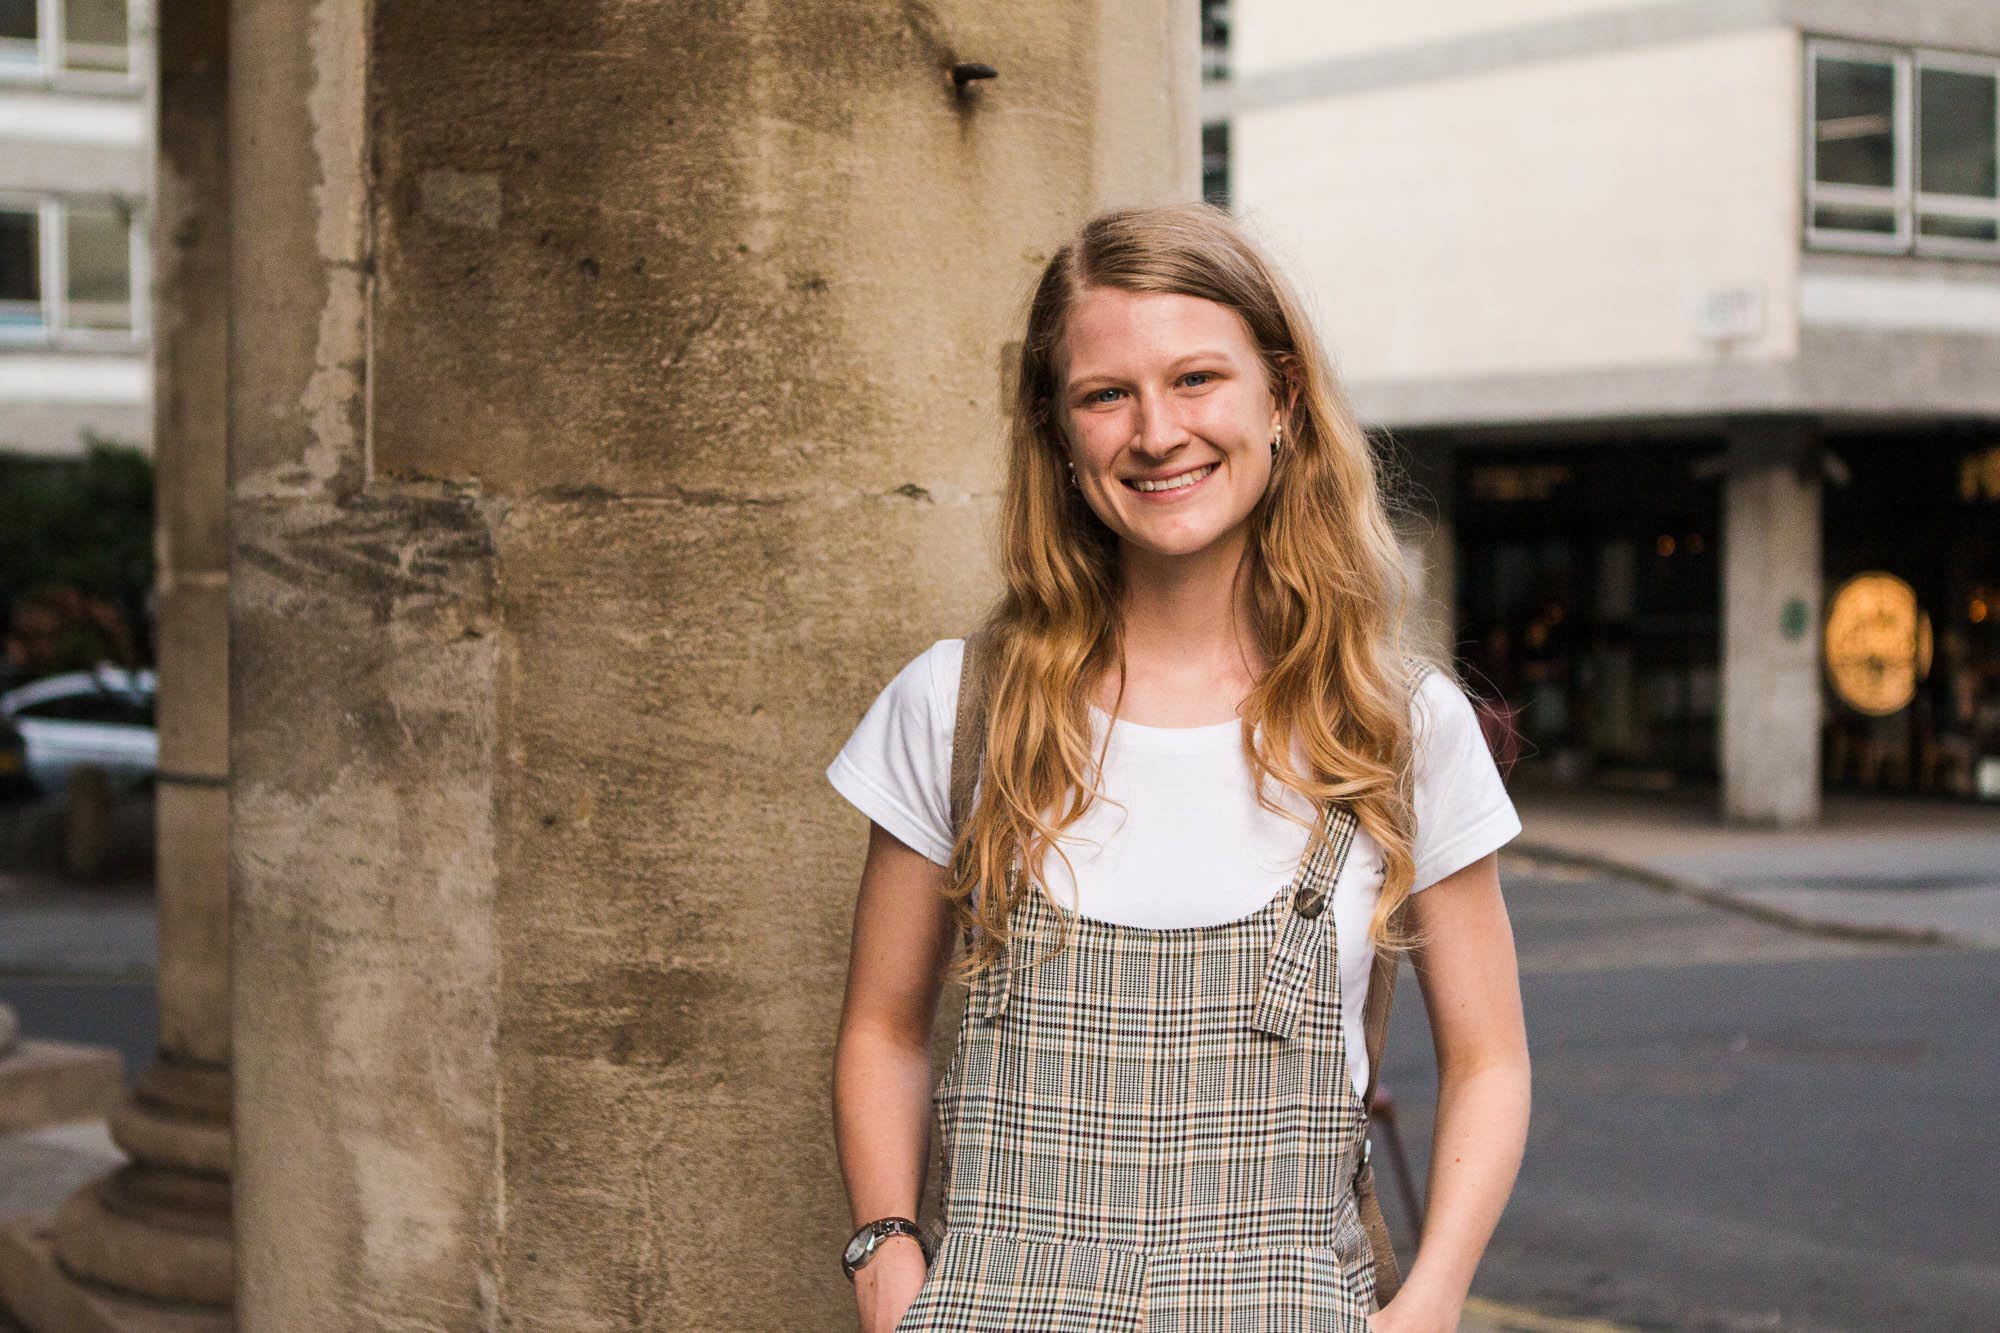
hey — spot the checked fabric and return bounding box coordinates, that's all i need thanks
[893,798,1382,1332]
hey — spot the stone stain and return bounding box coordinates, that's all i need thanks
[520,964,734,1068]
[234,492,499,629]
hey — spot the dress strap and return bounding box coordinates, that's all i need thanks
[1250,802,1360,1040]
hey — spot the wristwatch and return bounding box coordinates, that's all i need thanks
[842,1216,932,1280]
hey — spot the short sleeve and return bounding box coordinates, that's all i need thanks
[1408,669,1523,892]
[824,638,965,867]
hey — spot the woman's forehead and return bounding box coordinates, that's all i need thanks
[1057,287,1257,383]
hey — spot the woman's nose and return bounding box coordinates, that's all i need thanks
[1132,392,1189,454]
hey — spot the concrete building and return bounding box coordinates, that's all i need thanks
[0,0,150,459]
[1207,0,2000,823]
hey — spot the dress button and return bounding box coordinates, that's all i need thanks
[1292,887,1327,918]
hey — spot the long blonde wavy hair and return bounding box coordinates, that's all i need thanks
[944,202,1451,984]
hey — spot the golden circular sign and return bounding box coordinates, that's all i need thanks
[1824,572,1932,716]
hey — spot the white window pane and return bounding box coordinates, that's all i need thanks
[64,0,127,74]
[0,207,40,328]
[65,206,131,330]
[1919,214,1999,242]
[1919,67,1997,200]
[0,0,35,43]
[0,0,35,67]
[1815,56,1898,189]
[1812,204,1898,235]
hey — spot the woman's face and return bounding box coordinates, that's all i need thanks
[1054,285,1282,563]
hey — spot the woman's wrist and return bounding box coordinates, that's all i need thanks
[1377,1272,1466,1330]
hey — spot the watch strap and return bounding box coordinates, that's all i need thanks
[841,1215,930,1279]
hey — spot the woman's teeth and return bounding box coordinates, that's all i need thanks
[1127,463,1216,493]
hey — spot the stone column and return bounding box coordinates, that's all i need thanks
[225,3,1193,1328]
[1720,419,1824,826]
[0,0,237,1329]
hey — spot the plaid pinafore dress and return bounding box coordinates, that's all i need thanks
[894,634,1423,1332]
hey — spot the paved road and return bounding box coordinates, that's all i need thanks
[6,847,1997,1329]
[1373,852,2000,1332]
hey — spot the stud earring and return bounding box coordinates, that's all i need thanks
[1066,459,1080,490]
[1270,422,1284,456]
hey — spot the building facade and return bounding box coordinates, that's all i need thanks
[1210,0,2000,819]
[0,0,150,459]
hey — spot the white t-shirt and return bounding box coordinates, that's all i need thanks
[825,637,1523,1099]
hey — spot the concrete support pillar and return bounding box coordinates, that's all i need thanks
[1393,436,1459,666]
[224,2,1193,1328]
[0,1,236,1329]
[1720,419,1824,826]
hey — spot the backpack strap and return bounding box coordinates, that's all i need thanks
[1355,653,1440,1308]
[948,628,994,839]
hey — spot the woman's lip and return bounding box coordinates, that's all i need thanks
[1122,462,1218,497]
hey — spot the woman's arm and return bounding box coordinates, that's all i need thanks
[832,820,957,1332]
[1372,850,1532,1333]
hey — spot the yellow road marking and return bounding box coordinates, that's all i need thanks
[1461,1296,1640,1333]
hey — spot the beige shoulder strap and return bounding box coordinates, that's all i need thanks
[947,628,994,840]
[1359,654,1437,1109]
[1354,654,1441,1307]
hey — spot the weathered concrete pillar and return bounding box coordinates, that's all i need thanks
[0,1,236,1330]
[226,2,1193,1328]
[1720,419,1824,826]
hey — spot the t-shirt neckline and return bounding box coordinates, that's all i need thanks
[1086,701,1251,754]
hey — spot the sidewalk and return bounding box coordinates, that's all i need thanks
[1509,779,2000,948]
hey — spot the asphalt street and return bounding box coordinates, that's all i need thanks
[4,842,1997,1329]
[1376,852,2000,1332]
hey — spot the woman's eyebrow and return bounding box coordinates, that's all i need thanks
[1067,350,1236,391]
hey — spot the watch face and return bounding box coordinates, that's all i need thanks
[843,1230,873,1268]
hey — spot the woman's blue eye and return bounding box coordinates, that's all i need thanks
[1182,371,1214,387]
[1086,388,1122,404]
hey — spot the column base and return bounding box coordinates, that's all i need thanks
[0,1041,124,1137]
[0,1215,229,1333]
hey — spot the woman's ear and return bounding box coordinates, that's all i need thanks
[1270,351,1303,419]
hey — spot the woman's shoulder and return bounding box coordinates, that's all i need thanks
[1405,658,1481,749]
[867,636,967,732]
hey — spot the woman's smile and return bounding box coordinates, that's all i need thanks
[1123,461,1218,498]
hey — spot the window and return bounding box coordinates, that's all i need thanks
[1202,122,1230,211]
[17,690,153,726]
[1201,0,1230,85]
[0,0,129,82]
[1201,0,1230,211]
[0,206,38,329]
[0,194,139,341]
[1807,38,2000,258]
[65,201,132,329]
[64,0,126,75]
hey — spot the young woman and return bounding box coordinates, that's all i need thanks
[828,203,1531,1332]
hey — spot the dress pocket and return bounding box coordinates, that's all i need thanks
[1142,1242,1375,1332]
[891,1229,1146,1333]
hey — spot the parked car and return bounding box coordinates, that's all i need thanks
[0,664,158,797]
[0,712,32,800]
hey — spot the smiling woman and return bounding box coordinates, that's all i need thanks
[829,202,1531,1333]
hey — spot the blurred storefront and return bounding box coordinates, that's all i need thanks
[1215,3,2000,815]
[1454,442,1721,791]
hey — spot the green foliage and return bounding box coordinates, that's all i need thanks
[0,435,154,675]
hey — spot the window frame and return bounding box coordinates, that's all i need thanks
[1914,47,2000,257]
[1805,35,2000,261]
[0,0,136,92]
[0,189,144,346]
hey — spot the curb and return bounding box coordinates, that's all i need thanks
[1506,841,1966,950]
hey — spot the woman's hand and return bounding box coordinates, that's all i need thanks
[1367,1284,1463,1333]
[852,1235,930,1333]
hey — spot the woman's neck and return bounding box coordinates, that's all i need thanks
[1100,532,1265,726]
